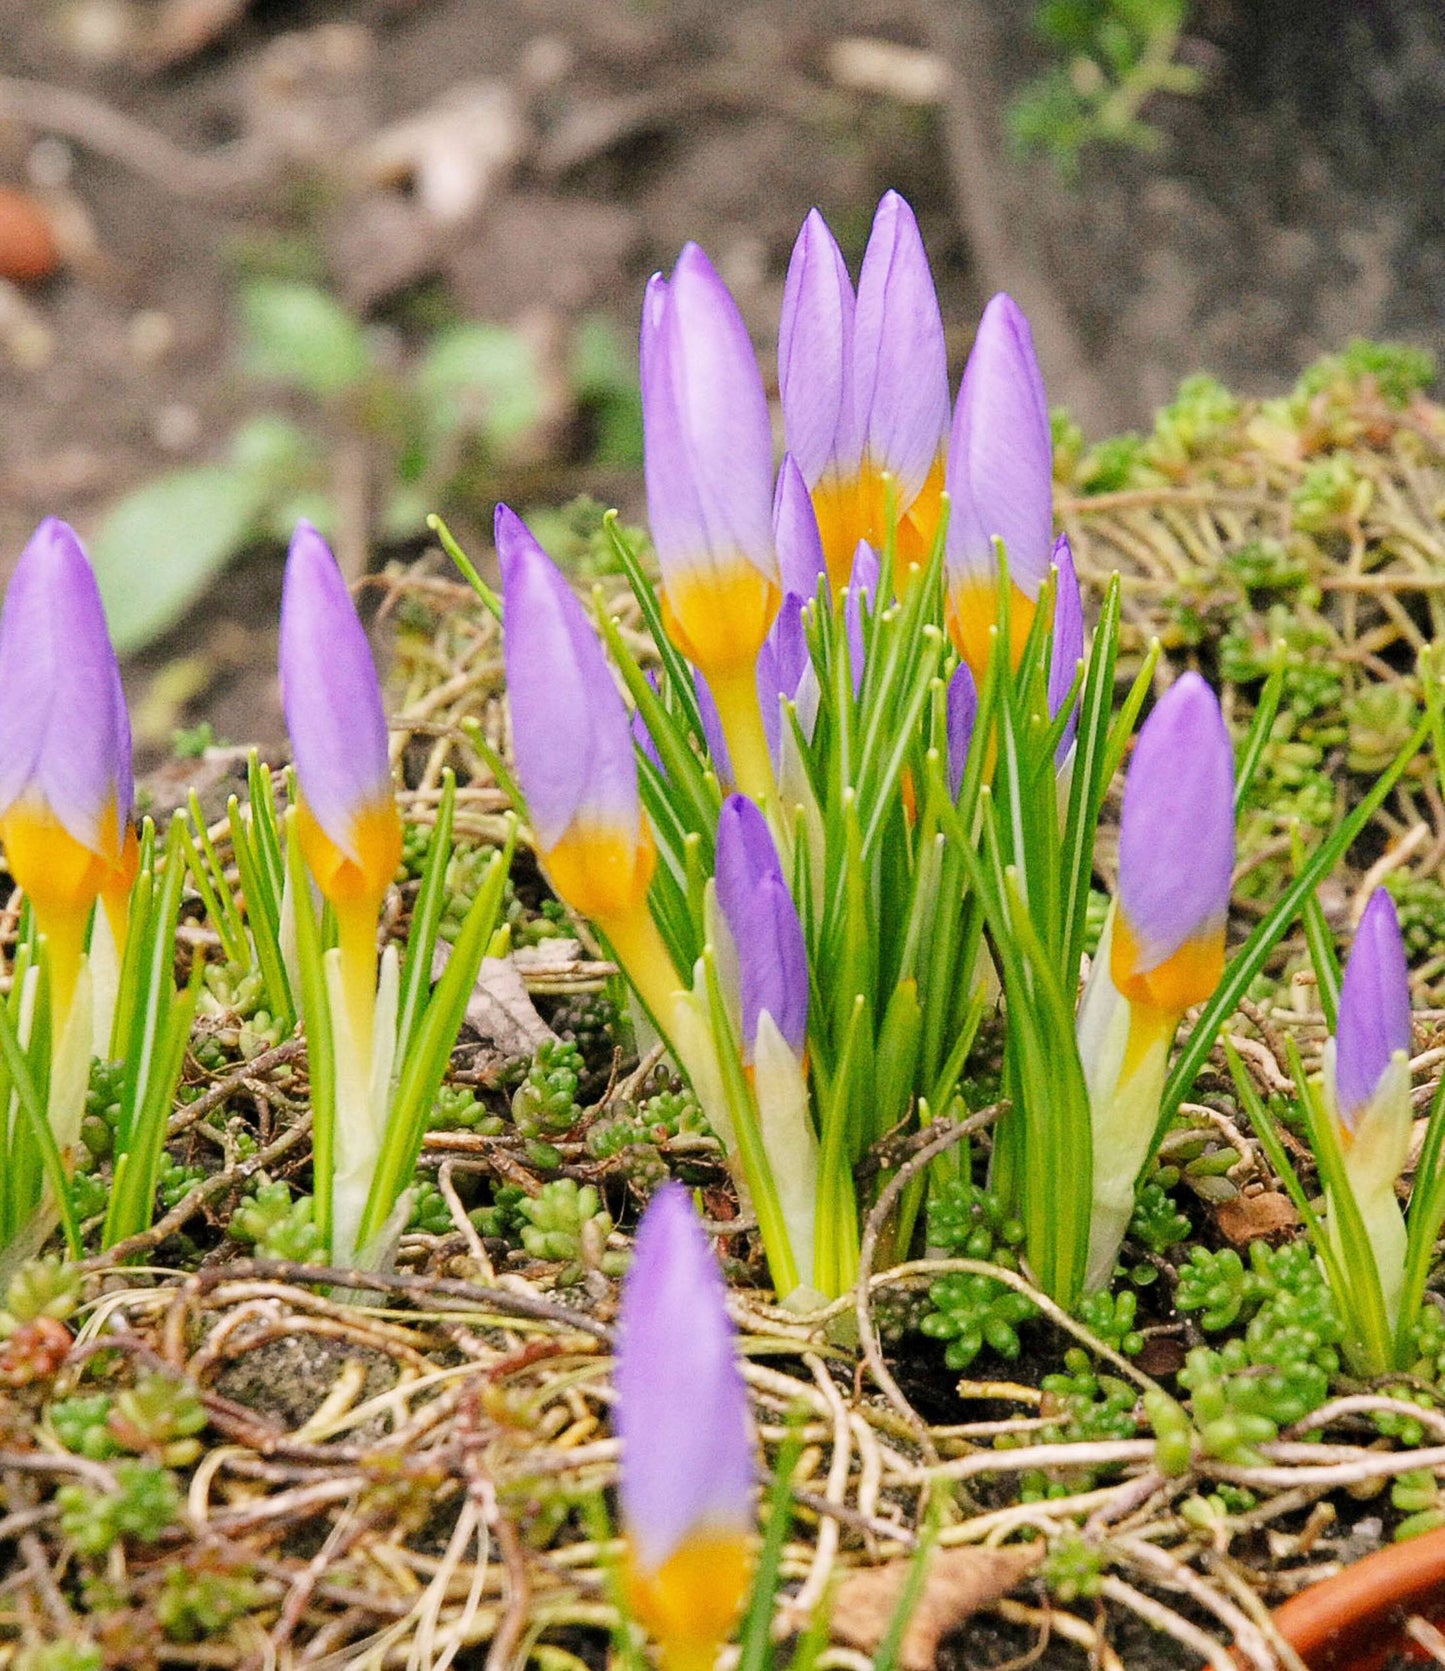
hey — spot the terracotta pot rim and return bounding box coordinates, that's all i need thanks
[1271,1523,1445,1669]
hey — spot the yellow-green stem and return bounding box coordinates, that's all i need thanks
[598,903,682,1041]
[333,899,379,1069]
[709,666,778,809]
[39,908,87,1058]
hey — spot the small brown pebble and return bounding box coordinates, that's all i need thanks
[0,186,60,284]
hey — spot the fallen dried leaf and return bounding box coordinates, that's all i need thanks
[831,1542,1043,1671]
[431,947,556,1057]
[1214,1189,1298,1245]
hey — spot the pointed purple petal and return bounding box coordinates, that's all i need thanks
[714,794,808,1058]
[279,522,392,861]
[1048,533,1083,760]
[946,662,978,799]
[757,596,812,761]
[643,245,776,586]
[615,1183,754,1574]
[944,293,1055,598]
[853,191,949,506]
[0,518,124,853]
[844,540,878,696]
[694,671,734,788]
[1117,673,1235,971]
[497,505,639,853]
[773,453,828,602]
[632,670,663,774]
[778,209,858,487]
[1335,888,1412,1125]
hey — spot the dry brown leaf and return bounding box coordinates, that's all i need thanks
[1214,1189,1298,1246]
[429,948,556,1057]
[831,1542,1043,1671]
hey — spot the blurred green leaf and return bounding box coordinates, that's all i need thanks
[240,279,372,400]
[91,466,270,654]
[228,414,317,480]
[573,315,644,467]
[263,491,336,545]
[417,323,542,453]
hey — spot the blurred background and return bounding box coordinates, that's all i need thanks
[0,0,1439,756]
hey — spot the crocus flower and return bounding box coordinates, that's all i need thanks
[615,1183,754,1669]
[497,505,679,1028]
[779,193,949,590]
[756,599,812,764]
[1332,888,1412,1132]
[773,453,828,604]
[1112,674,1235,1015]
[281,523,402,929]
[714,795,808,1063]
[945,293,1055,680]
[632,673,664,773]
[694,674,733,788]
[281,521,404,1097]
[633,669,734,790]
[642,246,780,801]
[844,541,878,698]
[946,662,978,800]
[1323,888,1414,1327]
[700,794,819,1293]
[1049,534,1083,765]
[1078,673,1235,1287]
[0,517,136,1025]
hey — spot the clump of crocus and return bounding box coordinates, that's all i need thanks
[641,245,781,802]
[1077,673,1235,1287]
[0,517,136,1060]
[1323,888,1414,1328]
[614,1182,754,1671]
[779,192,949,589]
[944,293,1056,680]
[280,521,403,1262]
[496,504,680,1030]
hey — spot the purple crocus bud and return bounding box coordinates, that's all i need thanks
[632,672,664,773]
[844,540,878,697]
[694,671,734,787]
[1334,889,1412,1129]
[1112,673,1235,1015]
[945,293,1055,679]
[632,669,732,786]
[497,504,653,925]
[714,794,808,1061]
[946,662,978,799]
[778,209,858,494]
[0,518,136,959]
[615,1182,754,1659]
[641,247,780,685]
[773,453,828,603]
[779,196,948,589]
[852,190,950,518]
[757,598,814,761]
[1049,533,1084,762]
[280,521,401,915]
